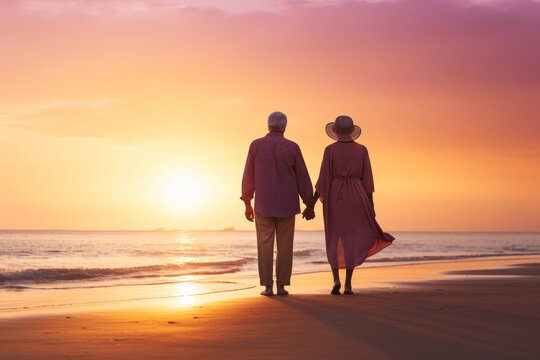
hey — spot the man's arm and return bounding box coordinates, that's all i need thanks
[294,144,314,208]
[240,143,255,222]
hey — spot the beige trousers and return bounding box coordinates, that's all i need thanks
[255,213,295,287]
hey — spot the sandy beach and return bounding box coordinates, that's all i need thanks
[1,256,539,360]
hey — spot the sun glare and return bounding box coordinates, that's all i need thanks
[166,175,205,211]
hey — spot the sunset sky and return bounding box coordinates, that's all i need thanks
[1,0,539,231]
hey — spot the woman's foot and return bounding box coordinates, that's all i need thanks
[260,286,273,296]
[344,288,354,295]
[331,282,341,295]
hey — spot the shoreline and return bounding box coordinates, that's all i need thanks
[2,254,539,319]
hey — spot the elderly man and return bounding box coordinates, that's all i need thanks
[241,111,314,296]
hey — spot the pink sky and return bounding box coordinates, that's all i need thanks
[0,0,539,231]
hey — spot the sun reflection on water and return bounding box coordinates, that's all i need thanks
[176,233,194,244]
[172,235,202,306]
[173,277,201,306]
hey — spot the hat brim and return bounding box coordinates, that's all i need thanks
[325,122,362,142]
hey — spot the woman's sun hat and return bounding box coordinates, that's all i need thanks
[325,115,361,142]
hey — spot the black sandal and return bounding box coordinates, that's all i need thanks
[331,282,341,295]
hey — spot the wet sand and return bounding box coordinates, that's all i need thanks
[1,256,539,359]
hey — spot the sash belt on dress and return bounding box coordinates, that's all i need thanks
[334,176,361,200]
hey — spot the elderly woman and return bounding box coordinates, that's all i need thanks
[304,116,394,295]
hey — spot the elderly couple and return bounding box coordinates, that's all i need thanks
[241,111,394,296]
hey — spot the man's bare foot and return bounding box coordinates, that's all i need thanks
[277,285,289,296]
[260,287,273,296]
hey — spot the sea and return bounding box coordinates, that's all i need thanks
[1,231,540,315]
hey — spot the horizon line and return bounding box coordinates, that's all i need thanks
[0,228,539,234]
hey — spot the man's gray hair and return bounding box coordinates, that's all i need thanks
[268,111,287,133]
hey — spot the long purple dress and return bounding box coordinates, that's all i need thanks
[315,141,394,269]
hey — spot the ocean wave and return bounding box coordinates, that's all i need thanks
[366,253,540,263]
[182,258,255,268]
[293,249,319,257]
[0,258,255,284]
[306,252,540,265]
[0,285,30,291]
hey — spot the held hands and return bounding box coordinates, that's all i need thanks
[302,193,319,221]
[302,205,316,221]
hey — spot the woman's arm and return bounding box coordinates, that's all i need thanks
[367,192,374,208]
[311,191,320,207]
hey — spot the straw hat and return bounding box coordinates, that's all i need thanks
[325,115,361,141]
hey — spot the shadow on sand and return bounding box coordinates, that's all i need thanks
[267,263,540,359]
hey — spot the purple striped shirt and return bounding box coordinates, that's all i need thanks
[241,132,313,218]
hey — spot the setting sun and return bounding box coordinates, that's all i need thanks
[166,176,206,212]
